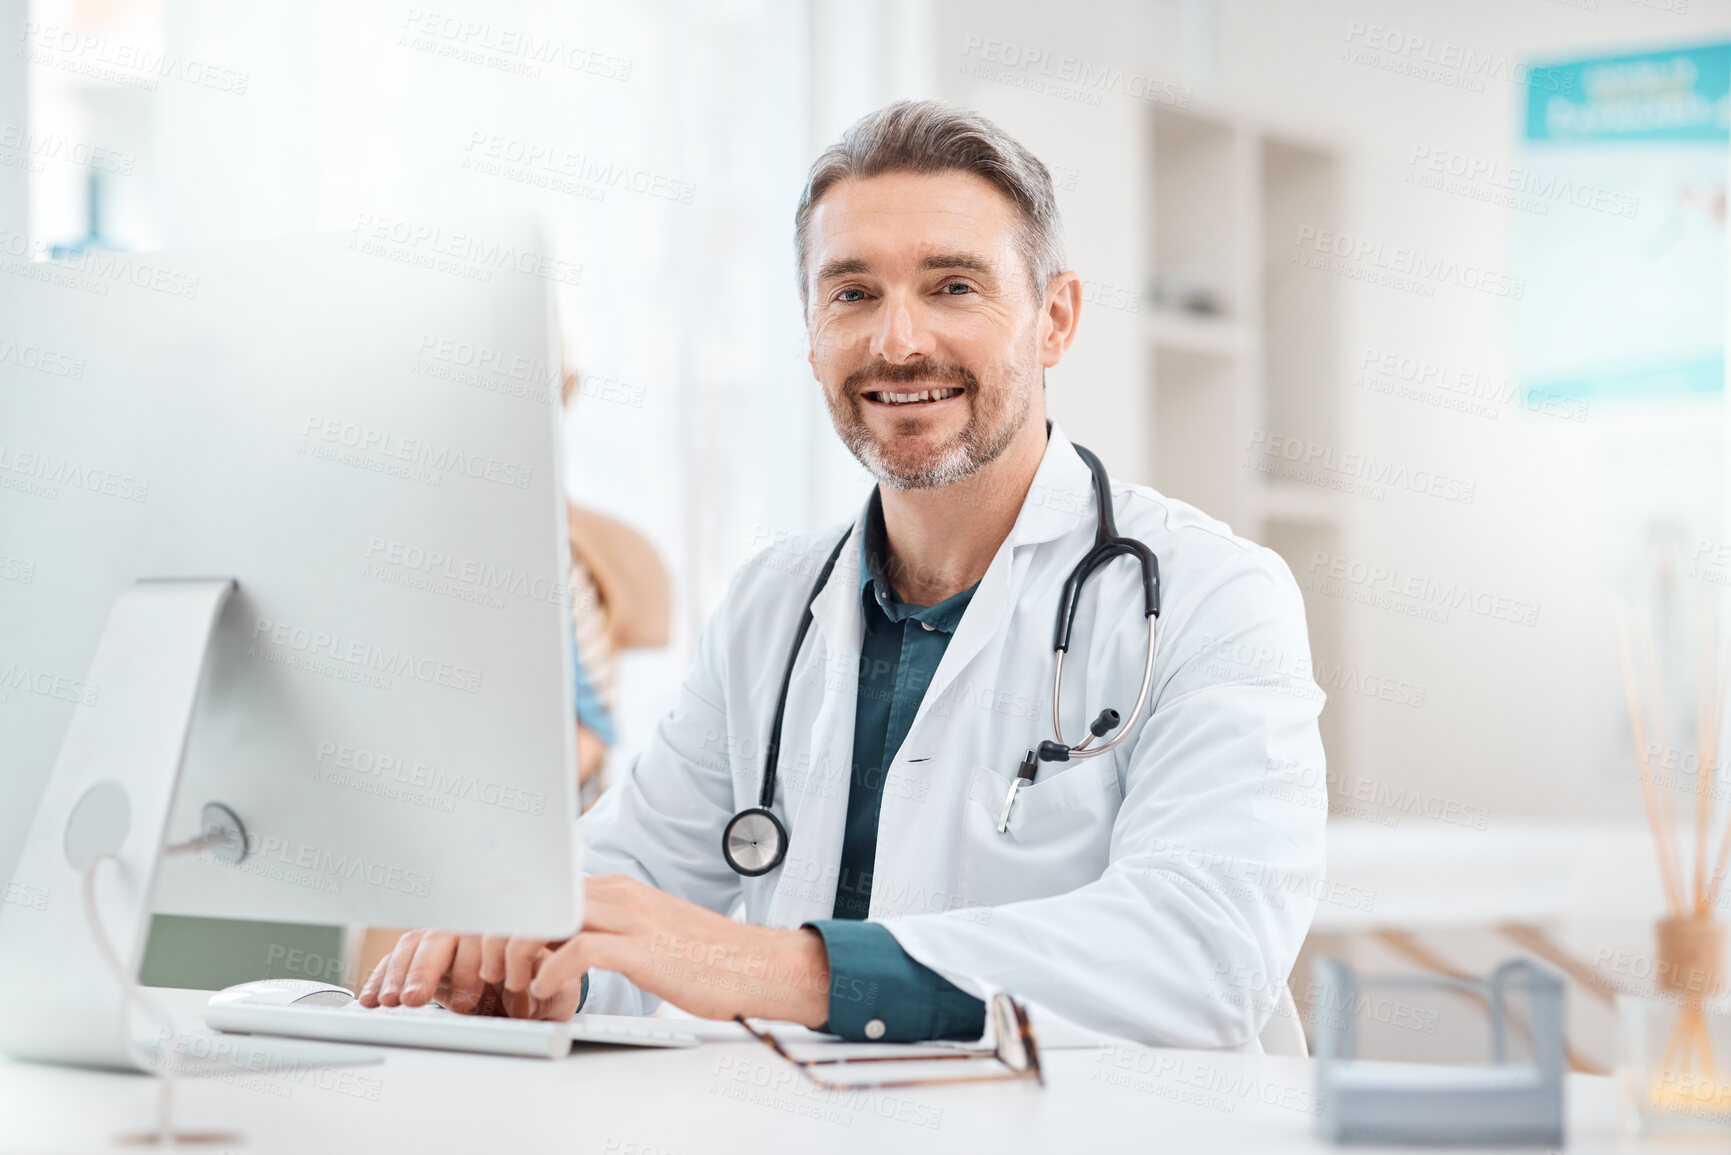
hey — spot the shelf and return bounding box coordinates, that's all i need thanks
[1144,309,1247,356]
[1150,107,1242,321]
[1140,99,1349,782]
[1262,138,1341,447]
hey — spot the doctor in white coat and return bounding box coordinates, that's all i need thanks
[363,100,1328,1050]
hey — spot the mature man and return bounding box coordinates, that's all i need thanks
[362,100,1326,1048]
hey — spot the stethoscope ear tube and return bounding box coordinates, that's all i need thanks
[728,528,852,876]
[1042,609,1158,763]
[1041,442,1161,767]
[756,530,852,810]
[1052,541,1159,651]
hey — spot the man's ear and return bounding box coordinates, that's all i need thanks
[802,297,821,380]
[1039,271,1082,369]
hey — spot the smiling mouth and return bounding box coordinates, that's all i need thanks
[861,387,965,406]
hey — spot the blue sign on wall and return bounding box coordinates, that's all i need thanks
[1526,43,1730,145]
[1517,43,1728,403]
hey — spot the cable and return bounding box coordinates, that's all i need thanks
[82,853,180,1146]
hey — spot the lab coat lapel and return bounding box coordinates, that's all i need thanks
[766,505,866,927]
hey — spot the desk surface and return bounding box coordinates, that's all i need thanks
[0,989,1662,1153]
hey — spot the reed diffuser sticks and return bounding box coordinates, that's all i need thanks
[1614,604,1685,917]
[1615,594,1731,1123]
[1615,599,1731,919]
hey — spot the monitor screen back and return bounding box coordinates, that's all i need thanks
[0,220,582,937]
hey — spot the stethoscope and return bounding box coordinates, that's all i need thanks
[720,442,1161,877]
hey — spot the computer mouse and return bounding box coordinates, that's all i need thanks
[210,978,357,1008]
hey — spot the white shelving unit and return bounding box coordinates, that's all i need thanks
[1143,105,1351,783]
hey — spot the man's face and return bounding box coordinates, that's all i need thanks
[804,171,1047,490]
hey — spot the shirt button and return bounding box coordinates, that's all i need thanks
[864,1019,886,1040]
[920,621,934,631]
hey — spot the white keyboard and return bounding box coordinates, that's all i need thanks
[568,1015,703,1049]
[207,992,701,1060]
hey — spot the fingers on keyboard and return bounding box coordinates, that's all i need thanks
[380,929,426,1006]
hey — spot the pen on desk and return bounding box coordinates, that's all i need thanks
[997,750,1038,834]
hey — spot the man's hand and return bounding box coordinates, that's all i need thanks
[357,929,580,1019]
[528,874,832,1027]
[356,874,833,1027]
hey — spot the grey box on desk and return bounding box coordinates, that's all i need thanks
[1313,958,1565,1146]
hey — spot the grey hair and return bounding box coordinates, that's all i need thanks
[794,100,1067,305]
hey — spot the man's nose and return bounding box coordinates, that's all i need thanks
[870,290,934,364]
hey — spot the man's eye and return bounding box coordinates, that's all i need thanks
[941,281,973,295]
[836,288,867,303]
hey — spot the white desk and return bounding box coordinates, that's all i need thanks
[0,989,1656,1153]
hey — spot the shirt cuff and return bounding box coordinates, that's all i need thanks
[805,919,986,1043]
[577,971,589,1013]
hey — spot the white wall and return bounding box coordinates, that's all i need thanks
[1222,0,1731,823]
[919,0,1731,825]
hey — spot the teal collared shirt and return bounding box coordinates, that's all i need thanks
[805,491,988,1043]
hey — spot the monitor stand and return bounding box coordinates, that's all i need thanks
[0,579,380,1132]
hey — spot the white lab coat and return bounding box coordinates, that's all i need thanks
[579,425,1328,1049]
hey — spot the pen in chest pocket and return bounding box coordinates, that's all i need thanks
[997,750,1039,834]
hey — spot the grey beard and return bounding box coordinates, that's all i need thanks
[834,383,1032,491]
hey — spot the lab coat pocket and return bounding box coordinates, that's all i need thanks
[956,760,1120,908]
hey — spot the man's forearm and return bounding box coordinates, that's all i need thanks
[767,927,831,1028]
[629,923,831,1026]
[551,877,836,1026]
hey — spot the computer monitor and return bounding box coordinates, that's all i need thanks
[0,218,583,1067]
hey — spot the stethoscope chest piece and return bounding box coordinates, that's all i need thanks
[722,806,789,876]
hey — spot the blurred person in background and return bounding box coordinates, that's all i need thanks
[561,359,670,810]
